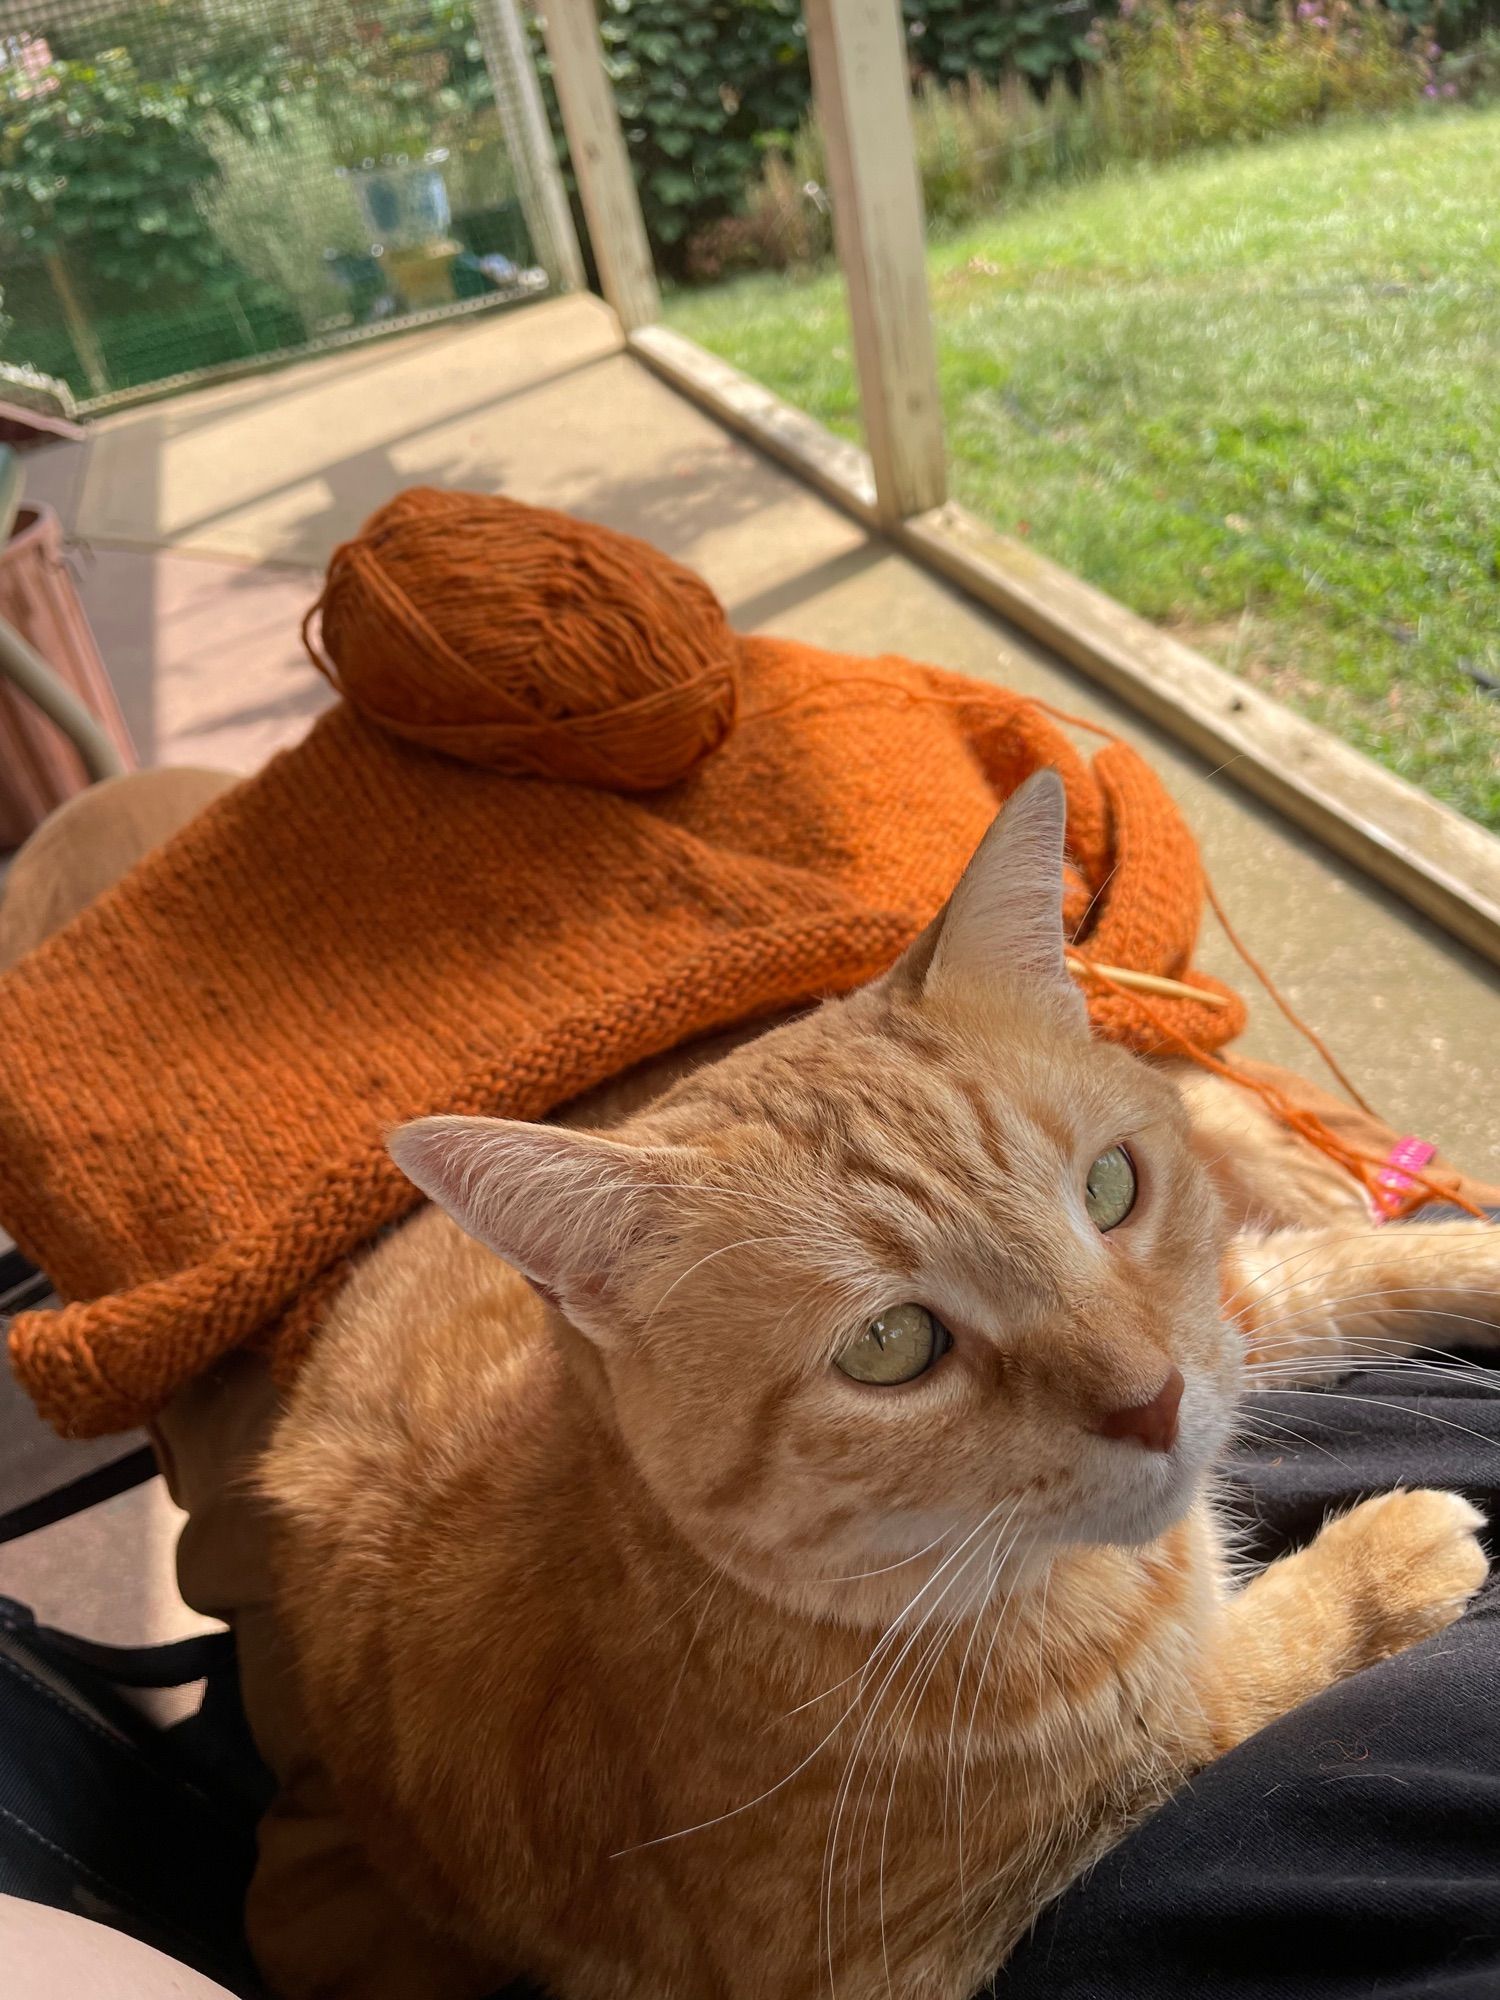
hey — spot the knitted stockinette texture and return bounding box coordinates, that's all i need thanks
[0,516,1241,1439]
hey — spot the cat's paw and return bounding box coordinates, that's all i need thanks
[1316,1487,1488,1663]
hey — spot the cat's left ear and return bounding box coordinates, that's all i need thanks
[388,1116,677,1342]
[892,768,1086,1031]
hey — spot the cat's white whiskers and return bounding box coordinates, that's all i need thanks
[787,1519,993,1720]
[955,1519,1038,1916]
[1246,1385,1500,1455]
[1226,1238,1499,1323]
[837,1542,995,1961]
[1219,1231,1495,1321]
[874,1581,990,1998]
[804,1520,971,1590]
[776,1529,983,1719]
[872,1555,1008,1954]
[1073,857,1122,938]
[1249,1275,1500,1328]
[1250,1302,1500,1349]
[644,1233,797,1324]
[820,1506,1010,1987]
[1249,1348,1500,1381]
[964,1536,1072,1944]
[1234,1408,1353,1467]
[618,1505,1000,1864]
[1243,1324,1500,1393]
[830,1586,952,1968]
[942,1502,1025,1819]
[650,1556,738,1757]
[830,1518,1003,1876]
[639,1542,742,1646]
[1244,1351,1500,1421]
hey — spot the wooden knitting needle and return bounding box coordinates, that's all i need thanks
[1065,953,1230,1011]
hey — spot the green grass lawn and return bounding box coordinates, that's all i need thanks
[667,108,1500,832]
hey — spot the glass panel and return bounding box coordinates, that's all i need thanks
[0,0,549,409]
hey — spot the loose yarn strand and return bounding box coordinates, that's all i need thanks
[1077,958,1486,1224]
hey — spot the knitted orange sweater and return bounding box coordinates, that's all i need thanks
[0,555,1239,1438]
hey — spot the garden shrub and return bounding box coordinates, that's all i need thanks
[542,0,1138,275]
[532,0,809,270]
[0,44,278,392]
[0,48,254,302]
[903,0,1111,84]
[199,99,369,335]
[1111,0,1420,156]
[1435,20,1500,84]
[554,0,1481,273]
[691,0,1428,276]
[2,0,1489,377]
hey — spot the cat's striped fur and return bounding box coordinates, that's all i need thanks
[262,774,1495,2000]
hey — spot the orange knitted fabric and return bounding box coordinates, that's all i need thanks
[0,519,1243,1440]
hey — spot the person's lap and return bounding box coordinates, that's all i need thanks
[6,775,1500,1999]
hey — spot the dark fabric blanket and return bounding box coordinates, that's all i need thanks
[1000,1208,1500,2000]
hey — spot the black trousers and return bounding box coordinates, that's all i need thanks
[999,1249,1500,1998]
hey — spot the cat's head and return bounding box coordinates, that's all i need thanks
[392,772,1240,1617]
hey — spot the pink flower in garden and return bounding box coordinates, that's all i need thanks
[3,31,57,99]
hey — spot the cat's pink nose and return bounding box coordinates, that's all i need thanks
[1094,1367,1184,1454]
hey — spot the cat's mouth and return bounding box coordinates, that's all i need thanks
[1059,1376,1229,1548]
[1065,1454,1199,1547]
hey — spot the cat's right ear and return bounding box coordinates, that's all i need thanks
[887,768,1086,1031]
[388,1116,671,1341]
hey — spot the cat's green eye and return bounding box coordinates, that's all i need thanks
[835,1303,950,1386]
[1085,1144,1137,1231]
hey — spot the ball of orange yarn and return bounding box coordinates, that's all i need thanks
[303,487,741,791]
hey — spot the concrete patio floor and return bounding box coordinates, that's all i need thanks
[4,288,1497,1647]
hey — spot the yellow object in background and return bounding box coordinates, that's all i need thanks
[382,242,460,311]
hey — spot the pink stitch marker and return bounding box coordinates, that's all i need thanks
[1372,1136,1437,1221]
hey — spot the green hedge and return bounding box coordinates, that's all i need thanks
[541,0,1121,273]
[8,0,1497,334]
[551,0,1498,275]
[683,0,1441,279]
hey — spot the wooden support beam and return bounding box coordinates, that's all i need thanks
[472,0,586,294]
[538,0,660,331]
[631,324,879,520]
[802,0,945,525]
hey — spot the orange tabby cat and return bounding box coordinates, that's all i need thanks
[263,772,1495,2000]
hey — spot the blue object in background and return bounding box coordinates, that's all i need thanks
[346,154,452,252]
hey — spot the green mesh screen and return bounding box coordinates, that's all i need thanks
[0,0,550,408]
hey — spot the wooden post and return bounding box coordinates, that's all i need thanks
[538,0,660,331]
[44,251,109,401]
[803,0,945,524]
[472,0,586,293]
